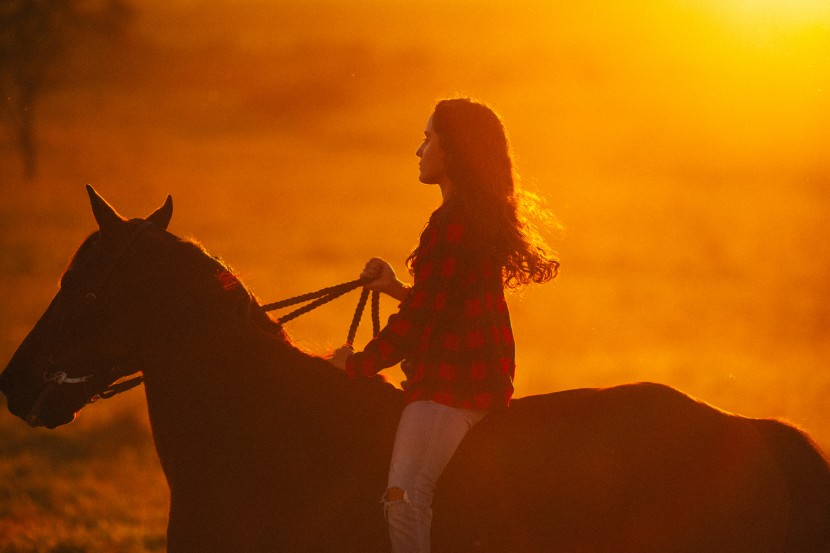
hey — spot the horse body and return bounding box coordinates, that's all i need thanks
[438,385,793,552]
[1,188,829,552]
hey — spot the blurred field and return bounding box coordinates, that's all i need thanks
[1,0,828,550]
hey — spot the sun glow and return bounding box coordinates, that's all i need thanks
[708,0,830,25]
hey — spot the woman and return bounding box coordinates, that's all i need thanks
[328,98,558,553]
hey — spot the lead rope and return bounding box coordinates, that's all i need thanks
[262,278,380,347]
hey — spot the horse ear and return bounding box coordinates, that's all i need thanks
[86,185,126,236]
[146,195,173,230]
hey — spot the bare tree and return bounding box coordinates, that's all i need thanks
[0,0,130,180]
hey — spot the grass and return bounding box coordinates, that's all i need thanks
[0,396,167,553]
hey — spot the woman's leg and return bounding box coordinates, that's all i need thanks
[384,400,488,553]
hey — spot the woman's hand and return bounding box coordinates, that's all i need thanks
[327,345,354,371]
[360,258,411,301]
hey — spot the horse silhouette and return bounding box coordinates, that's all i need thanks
[1,187,828,553]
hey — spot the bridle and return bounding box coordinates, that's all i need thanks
[25,221,155,425]
[24,218,382,426]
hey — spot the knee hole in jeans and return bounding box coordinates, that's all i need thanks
[382,487,411,520]
[384,487,407,503]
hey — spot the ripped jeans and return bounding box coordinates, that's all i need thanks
[384,400,489,553]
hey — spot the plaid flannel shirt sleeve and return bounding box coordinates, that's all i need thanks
[344,217,468,378]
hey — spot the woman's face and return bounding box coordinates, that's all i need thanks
[415,114,449,186]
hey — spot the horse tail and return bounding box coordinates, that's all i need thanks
[750,418,830,553]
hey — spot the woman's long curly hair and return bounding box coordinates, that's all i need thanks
[408,98,559,289]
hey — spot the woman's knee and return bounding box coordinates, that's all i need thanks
[383,486,415,523]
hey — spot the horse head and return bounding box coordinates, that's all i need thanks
[0,186,174,428]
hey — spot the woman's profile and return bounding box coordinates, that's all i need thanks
[328,97,558,553]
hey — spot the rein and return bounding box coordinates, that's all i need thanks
[37,276,380,410]
[262,278,381,348]
[67,278,380,404]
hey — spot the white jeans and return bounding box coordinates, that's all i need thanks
[384,400,488,553]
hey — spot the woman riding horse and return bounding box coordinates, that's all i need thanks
[327,98,559,553]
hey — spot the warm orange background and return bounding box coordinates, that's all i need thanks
[1,1,828,547]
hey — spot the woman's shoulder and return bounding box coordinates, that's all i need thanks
[425,202,464,237]
[427,202,491,257]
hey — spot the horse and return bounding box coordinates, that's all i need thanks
[1,186,829,553]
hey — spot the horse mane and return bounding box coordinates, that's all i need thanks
[179,239,287,335]
[173,235,401,397]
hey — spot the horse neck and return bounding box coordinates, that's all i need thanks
[139,295,400,485]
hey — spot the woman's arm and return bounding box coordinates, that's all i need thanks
[338,213,473,378]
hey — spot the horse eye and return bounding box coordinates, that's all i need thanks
[84,292,97,303]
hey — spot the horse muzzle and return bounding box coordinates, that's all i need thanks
[1,360,74,429]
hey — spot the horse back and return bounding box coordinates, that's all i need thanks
[433,382,816,553]
[748,417,830,552]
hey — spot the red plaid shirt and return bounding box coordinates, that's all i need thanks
[345,203,515,409]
